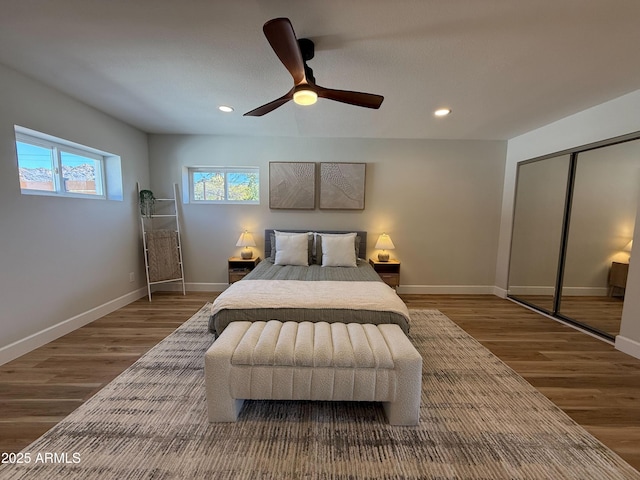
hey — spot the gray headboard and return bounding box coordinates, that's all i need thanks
[264,229,367,260]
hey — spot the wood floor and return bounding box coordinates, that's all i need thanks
[511,294,624,336]
[1,292,639,471]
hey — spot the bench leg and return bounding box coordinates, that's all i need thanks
[204,325,251,422]
[383,398,419,426]
[207,395,244,423]
[379,325,423,426]
[205,352,245,421]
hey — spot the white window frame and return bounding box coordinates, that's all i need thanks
[186,166,260,204]
[15,128,110,200]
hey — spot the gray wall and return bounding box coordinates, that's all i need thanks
[148,135,507,292]
[0,63,149,356]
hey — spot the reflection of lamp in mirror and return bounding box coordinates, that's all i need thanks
[375,233,395,262]
[624,239,633,261]
[236,231,256,259]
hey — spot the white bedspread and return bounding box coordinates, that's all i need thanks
[211,280,411,323]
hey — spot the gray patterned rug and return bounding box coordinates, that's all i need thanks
[2,305,638,479]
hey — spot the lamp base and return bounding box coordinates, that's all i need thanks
[241,249,253,259]
[377,252,390,262]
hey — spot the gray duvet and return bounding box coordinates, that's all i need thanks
[243,257,382,281]
[208,259,410,336]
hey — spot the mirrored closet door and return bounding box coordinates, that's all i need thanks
[509,154,571,314]
[508,135,639,340]
[559,140,638,337]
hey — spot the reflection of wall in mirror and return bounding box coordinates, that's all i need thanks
[562,140,639,295]
[623,239,633,263]
[508,155,570,295]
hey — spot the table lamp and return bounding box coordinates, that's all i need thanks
[375,233,395,262]
[236,231,256,259]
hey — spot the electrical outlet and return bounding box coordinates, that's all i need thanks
[129,272,135,283]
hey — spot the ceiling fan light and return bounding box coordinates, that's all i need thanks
[434,108,451,117]
[293,89,318,106]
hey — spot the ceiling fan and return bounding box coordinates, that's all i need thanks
[244,17,384,117]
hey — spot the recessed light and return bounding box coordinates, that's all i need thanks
[218,105,234,113]
[434,108,451,117]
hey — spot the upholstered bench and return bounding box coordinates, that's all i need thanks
[204,320,422,425]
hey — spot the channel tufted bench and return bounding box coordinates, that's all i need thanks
[204,320,422,425]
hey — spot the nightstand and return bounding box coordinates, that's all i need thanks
[608,261,629,297]
[369,258,400,289]
[228,257,260,284]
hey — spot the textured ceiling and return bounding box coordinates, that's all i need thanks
[1,0,640,140]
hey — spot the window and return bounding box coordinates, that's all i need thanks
[187,167,259,204]
[14,127,119,200]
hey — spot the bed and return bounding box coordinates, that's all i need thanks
[208,229,411,336]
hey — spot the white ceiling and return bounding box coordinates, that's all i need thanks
[2,0,640,140]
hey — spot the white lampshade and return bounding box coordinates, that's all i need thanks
[375,233,395,262]
[236,231,256,248]
[624,240,633,252]
[375,233,395,251]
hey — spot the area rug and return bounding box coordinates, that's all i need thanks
[2,306,638,479]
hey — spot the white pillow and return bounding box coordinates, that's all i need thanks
[274,232,309,266]
[272,231,313,264]
[321,233,357,267]
[316,232,360,264]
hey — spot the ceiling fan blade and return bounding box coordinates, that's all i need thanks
[244,88,294,116]
[263,18,306,85]
[315,85,384,109]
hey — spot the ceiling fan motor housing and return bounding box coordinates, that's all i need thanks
[298,38,316,83]
[298,38,315,61]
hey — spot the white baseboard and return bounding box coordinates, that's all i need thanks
[508,286,608,296]
[397,285,495,295]
[0,288,147,366]
[493,286,508,298]
[507,285,555,296]
[562,286,609,296]
[615,335,640,360]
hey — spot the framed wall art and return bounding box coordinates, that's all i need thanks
[319,162,366,210]
[269,162,316,209]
